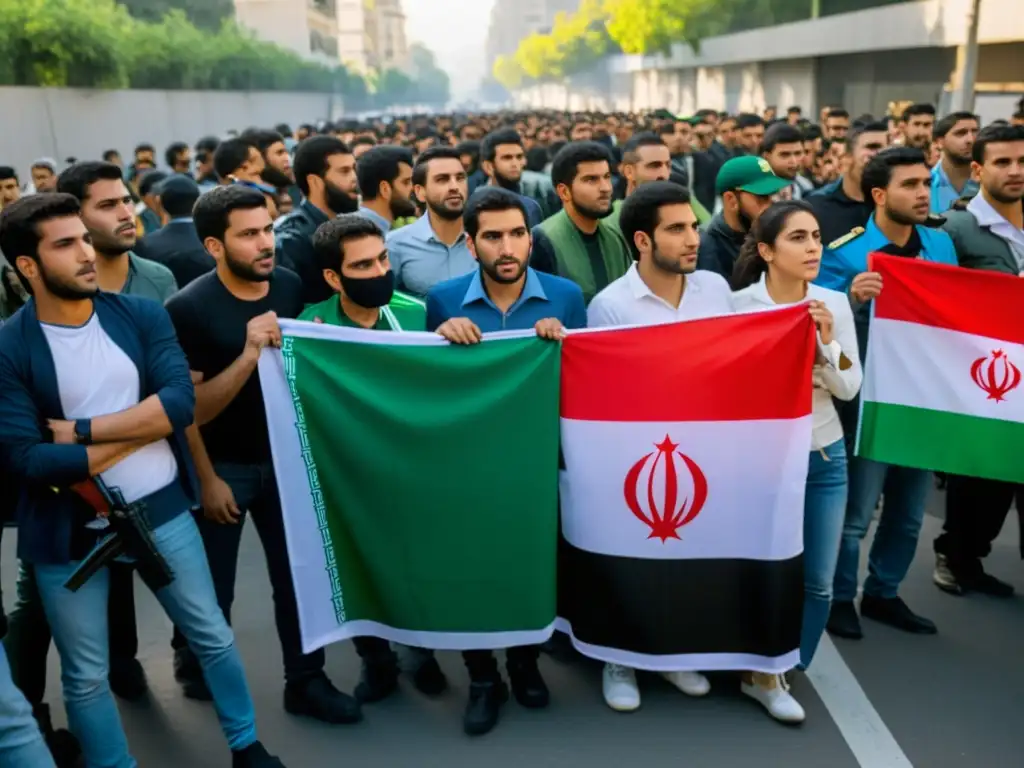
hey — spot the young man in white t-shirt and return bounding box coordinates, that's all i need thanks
[0,193,284,767]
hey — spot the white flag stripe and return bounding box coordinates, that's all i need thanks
[866,318,1024,423]
[259,349,344,654]
[560,416,811,562]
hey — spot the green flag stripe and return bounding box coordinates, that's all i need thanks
[859,401,1024,483]
[289,334,560,635]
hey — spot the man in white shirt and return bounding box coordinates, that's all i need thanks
[589,181,734,329]
[587,181,732,711]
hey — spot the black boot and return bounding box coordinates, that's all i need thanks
[354,657,399,703]
[411,655,448,696]
[232,741,286,767]
[109,657,148,701]
[33,703,82,768]
[860,595,937,634]
[507,660,549,709]
[173,646,212,701]
[826,600,863,639]
[462,679,508,736]
[284,673,362,724]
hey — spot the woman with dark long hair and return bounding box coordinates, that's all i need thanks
[732,201,862,723]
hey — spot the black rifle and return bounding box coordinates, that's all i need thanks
[63,477,174,593]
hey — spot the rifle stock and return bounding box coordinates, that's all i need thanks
[63,477,174,593]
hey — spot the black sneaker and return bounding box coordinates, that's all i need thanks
[173,647,212,701]
[960,570,1015,598]
[284,673,362,724]
[860,595,937,634]
[507,661,549,709]
[34,704,81,768]
[462,680,509,736]
[109,657,148,701]
[354,659,399,703]
[826,600,863,639]
[412,656,448,697]
[232,741,286,767]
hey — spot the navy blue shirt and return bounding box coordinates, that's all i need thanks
[426,267,587,333]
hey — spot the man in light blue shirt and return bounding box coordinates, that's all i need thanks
[929,111,980,213]
[355,145,416,235]
[386,147,475,297]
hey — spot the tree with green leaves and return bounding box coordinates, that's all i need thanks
[118,0,233,31]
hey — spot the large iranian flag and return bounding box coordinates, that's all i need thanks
[259,322,560,653]
[556,305,816,673]
[858,254,1024,483]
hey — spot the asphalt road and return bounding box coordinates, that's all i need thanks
[2,485,1021,768]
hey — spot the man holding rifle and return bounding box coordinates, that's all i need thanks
[0,194,285,767]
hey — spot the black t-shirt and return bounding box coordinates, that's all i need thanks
[530,227,612,296]
[165,268,303,465]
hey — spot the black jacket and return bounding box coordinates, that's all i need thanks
[807,178,873,247]
[696,213,746,282]
[274,200,332,305]
[134,219,215,289]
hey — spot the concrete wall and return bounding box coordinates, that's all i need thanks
[0,87,339,179]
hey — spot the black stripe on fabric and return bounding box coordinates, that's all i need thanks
[557,537,803,658]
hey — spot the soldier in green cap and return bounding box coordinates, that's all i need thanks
[695,156,791,281]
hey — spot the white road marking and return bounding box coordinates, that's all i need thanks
[806,634,914,768]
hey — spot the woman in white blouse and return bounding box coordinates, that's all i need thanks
[732,200,863,723]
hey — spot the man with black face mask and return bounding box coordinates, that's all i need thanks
[164,185,362,726]
[275,136,360,305]
[301,215,425,330]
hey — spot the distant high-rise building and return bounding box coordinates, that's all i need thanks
[338,0,410,73]
[233,0,341,64]
[485,0,578,72]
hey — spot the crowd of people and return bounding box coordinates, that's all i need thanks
[0,98,1022,767]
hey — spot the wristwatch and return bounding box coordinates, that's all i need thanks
[73,418,93,446]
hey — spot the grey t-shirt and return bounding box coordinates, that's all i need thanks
[123,253,178,302]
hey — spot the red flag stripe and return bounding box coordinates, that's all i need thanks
[561,304,816,422]
[871,254,1024,344]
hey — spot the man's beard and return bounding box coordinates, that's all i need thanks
[886,204,925,227]
[493,170,520,191]
[574,199,613,220]
[652,246,695,276]
[325,182,359,215]
[225,249,274,282]
[389,195,418,219]
[93,232,134,258]
[262,166,293,189]
[736,208,754,232]
[987,184,1024,205]
[479,257,526,285]
[947,151,972,167]
[40,263,98,300]
[426,196,464,221]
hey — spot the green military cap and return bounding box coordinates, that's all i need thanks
[714,155,792,197]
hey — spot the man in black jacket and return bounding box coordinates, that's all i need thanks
[274,136,359,304]
[134,175,214,288]
[696,156,788,281]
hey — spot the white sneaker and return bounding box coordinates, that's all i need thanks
[742,673,805,723]
[602,663,640,712]
[661,670,711,697]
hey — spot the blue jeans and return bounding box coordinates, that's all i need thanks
[35,511,257,767]
[171,462,324,684]
[0,644,55,768]
[833,456,931,602]
[800,440,848,668]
